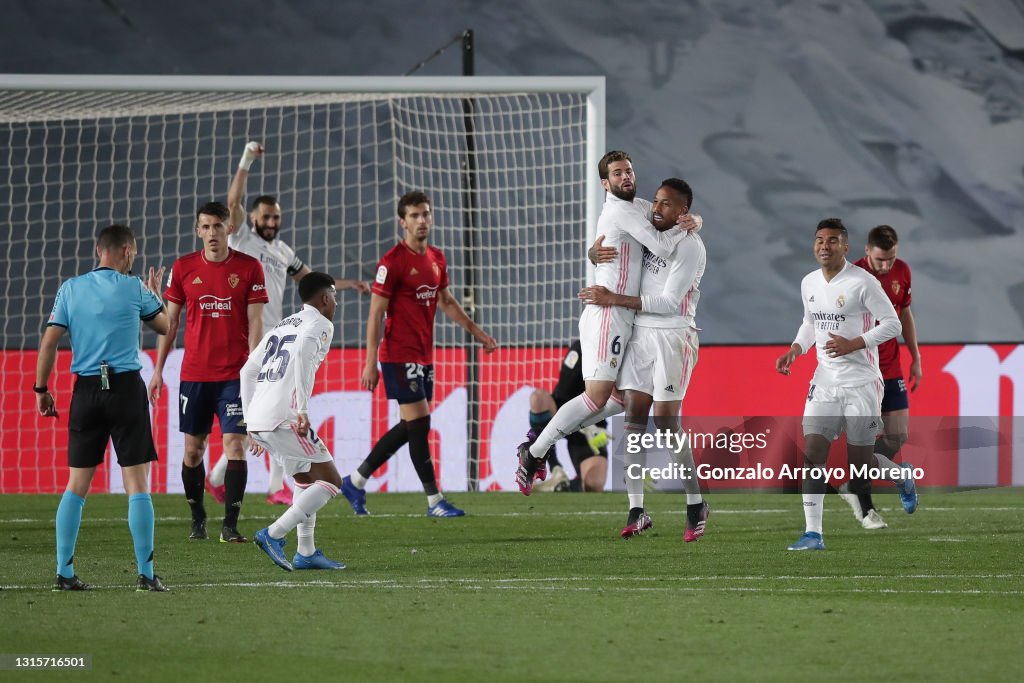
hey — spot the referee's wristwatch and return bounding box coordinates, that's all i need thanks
[32,385,49,394]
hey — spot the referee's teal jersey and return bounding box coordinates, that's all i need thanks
[47,267,163,376]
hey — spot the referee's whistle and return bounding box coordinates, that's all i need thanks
[100,361,110,391]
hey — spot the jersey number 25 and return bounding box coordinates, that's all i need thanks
[257,334,296,382]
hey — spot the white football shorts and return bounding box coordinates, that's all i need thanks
[249,423,334,477]
[802,379,884,446]
[578,304,635,382]
[616,325,699,402]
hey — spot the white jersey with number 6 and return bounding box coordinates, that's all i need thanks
[240,304,333,432]
[581,194,687,381]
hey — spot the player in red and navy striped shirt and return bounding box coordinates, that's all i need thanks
[843,224,922,528]
[149,201,268,543]
[339,191,496,518]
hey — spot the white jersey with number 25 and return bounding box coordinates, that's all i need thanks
[240,304,333,432]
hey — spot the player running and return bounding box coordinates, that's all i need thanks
[776,218,916,551]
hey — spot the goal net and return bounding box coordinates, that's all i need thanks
[0,75,605,494]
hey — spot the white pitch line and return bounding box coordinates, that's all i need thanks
[7,580,1022,596]
[7,572,1020,592]
[2,505,1022,524]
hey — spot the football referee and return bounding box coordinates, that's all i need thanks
[35,224,171,592]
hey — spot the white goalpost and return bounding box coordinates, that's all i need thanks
[0,74,605,494]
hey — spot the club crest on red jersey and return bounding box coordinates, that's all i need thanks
[432,263,441,279]
[228,273,240,289]
[892,282,901,295]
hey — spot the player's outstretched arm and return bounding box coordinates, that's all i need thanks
[617,208,685,259]
[437,288,497,352]
[227,141,263,233]
[336,278,370,295]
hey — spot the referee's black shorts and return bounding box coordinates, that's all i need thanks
[68,370,158,468]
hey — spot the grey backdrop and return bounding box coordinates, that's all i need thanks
[3,0,1023,345]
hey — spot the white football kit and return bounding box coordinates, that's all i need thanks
[229,225,305,329]
[580,193,687,381]
[792,261,901,445]
[617,231,706,402]
[240,304,334,475]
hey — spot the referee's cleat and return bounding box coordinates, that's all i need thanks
[53,574,91,591]
[189,518,208,540]
[220,526,248,544]
[293,549,346,570]
[684,501,711,543]
[836,482,864,522]
[136,574,169,592]
[787,531,825,551]
[427,499,466,517]
[515,435,546,496]
[897,463,919,514]
[254,527,293,571]
[340,475,370,515]
[620,508,653,539]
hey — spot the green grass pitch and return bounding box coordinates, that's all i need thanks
[1,490,1022,682]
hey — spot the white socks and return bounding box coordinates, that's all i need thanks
[427,493,444,507]
[624,422,646,510]
[208,455,227,487]
[268,481,338,540]
[296,515,316,556]
[529,394,624,459]
[213,453,287,494]
[350,472,368,489]
[803,492,825,534]
[579,397,624,430]
[671,433,703,505]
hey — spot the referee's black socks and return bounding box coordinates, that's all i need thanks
[223,459,247,529]
[181,463,206,522]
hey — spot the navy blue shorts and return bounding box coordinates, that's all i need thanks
[178,380,246,435]
[380,362,434,404]
[881,377,910,412]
